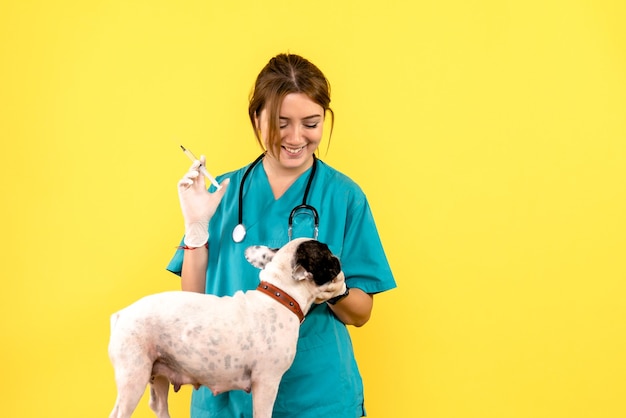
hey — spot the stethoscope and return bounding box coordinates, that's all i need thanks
[231,153,319,243]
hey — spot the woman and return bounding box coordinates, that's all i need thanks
[168,53,396,417]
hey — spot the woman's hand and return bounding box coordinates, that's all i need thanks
[177,156,229,247]
[314,271,347,304]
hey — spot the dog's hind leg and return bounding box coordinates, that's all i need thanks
[149,375,171,418]
[109,368,151,418]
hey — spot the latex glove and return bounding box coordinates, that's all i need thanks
[314,271,347,304]
[177,156,229,247]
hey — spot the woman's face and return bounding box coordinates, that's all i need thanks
[257,92,324,170]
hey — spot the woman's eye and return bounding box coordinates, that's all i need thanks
[305,123,319,129]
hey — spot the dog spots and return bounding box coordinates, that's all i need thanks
[186,325,203,338]
[239,334,255,351]
[158,333,174,348]
[231,363,253,393]
[267,310,278,325]
[224,355,232,370]
[265,336,278,353]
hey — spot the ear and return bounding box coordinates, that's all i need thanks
[245,245,278,269]
[292,264,313,282]
[254,108,264,133]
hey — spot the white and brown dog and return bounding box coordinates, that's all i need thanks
[108,238,346,418]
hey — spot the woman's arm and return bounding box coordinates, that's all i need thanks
[176,157,230,293]
[327,288,374,327]
[181,247,208,293]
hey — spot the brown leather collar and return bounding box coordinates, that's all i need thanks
[257,281,305,323]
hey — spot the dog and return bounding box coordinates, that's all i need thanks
[108,238,346,418]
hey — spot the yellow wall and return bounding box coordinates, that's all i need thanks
[2,1,625,417]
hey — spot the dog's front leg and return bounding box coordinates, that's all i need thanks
[251,378,281,418]
[149,375,171,418]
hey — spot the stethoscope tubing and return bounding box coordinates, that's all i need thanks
[237,153,265,228]
[288,204,319,241]
[233,153,319,242]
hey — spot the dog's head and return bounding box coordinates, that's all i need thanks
[245,238,341,286]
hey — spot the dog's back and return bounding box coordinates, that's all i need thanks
[108,290,300,411]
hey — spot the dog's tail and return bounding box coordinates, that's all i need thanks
[110,311,121,332]
[108,311,123,363]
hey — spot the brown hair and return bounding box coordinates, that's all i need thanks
[248,53,334,158]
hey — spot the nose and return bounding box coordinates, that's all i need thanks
[283,124,305,144]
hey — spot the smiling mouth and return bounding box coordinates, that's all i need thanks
[283,145,306,154]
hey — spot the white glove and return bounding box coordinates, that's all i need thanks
[177,156,229,247]
[314,271,348,304]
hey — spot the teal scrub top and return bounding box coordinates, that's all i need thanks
[167,157,396,418]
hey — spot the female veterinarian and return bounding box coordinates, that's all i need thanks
[167,53,396,417]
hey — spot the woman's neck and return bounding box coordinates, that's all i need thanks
[262,154,314,200]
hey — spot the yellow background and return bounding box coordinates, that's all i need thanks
[1,1,625,417]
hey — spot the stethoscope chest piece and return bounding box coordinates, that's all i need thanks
[232,223,247,243]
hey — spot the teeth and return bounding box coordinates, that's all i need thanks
[284,146,305,154]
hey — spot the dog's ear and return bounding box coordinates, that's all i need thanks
[292,264,313,282]
[245,245,279,269]
[294,240,342,286]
